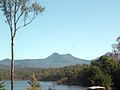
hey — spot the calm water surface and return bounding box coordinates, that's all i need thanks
[5,80,87,90]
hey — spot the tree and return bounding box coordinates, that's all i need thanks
[0,0,44,90]
[112,36,120,61]
[91,55,120,89]
[91,55,118,75]
[0,81,5,90]
[28,73,42,90]
[0,76,5,90]
[78,66,112,88]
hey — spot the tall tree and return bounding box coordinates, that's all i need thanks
[0,0,44,90]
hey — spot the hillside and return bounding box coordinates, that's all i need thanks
[0,53,90,69]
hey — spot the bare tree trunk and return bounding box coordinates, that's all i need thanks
[11,37,14,90]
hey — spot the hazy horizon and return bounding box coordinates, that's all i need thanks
[0,52,110,61]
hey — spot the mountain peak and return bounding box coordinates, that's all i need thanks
[46,53,61,59]
[50,53,74,58]
[52,53,72,56]
[52,52,60,56]
[64,53,73,57]
[49,53,75,59]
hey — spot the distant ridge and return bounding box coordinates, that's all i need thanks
[0,53,90,69]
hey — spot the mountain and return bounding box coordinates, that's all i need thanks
[0,53,90,69]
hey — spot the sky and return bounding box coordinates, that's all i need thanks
[0,0,120,60]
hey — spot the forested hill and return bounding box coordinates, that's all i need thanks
[0,53,90,69]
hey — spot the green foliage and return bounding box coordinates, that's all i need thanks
[78,66,112,88]
[28,73,42,90]
[77,55,120,89]
[0,64,87,83]
[112,65,120,89]
[0,75,6,90]
[0,81,5,90]
[87,55,120,89]
[91,55,118,74]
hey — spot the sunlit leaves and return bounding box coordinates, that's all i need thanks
[0,81,5,90]
[28,73,42,90]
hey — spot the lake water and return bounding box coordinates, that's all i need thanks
[4,80,87,90]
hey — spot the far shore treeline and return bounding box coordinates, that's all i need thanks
[0,36,120,90]
[0,55,120,89]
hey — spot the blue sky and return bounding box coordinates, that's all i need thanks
[0,0,120,60]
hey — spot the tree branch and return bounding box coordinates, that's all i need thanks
[15,11,24,24]
[9,0,13,38]
[16,12,36,31]
[13,0,17,38]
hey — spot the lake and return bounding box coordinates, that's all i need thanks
[4,80,87,90]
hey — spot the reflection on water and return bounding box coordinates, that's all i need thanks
[5,80,87,90]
